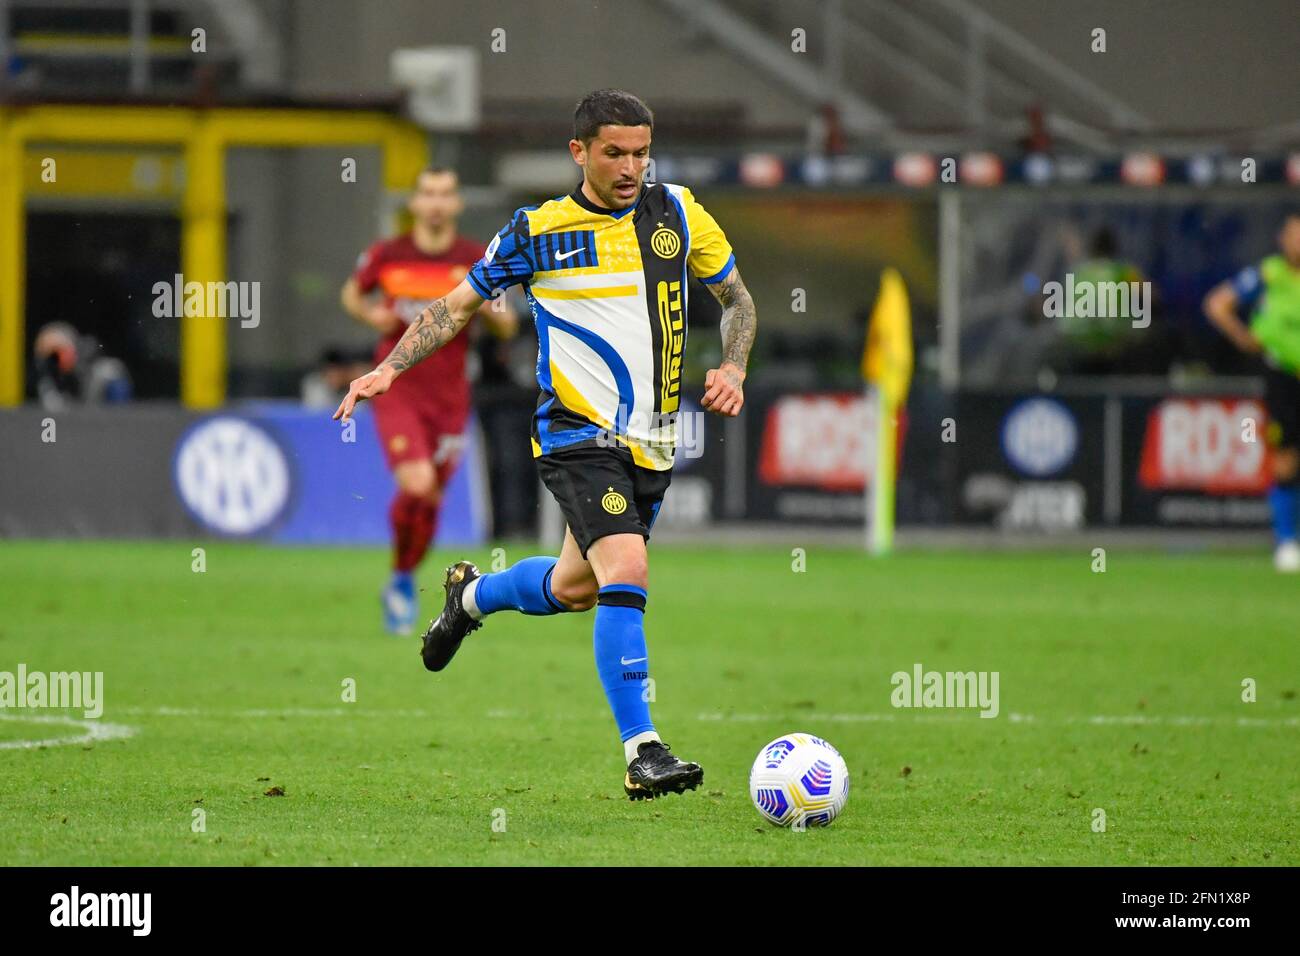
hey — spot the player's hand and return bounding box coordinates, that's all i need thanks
[701,362,745,417]
[366,305,403,335]
[333,365,396,421]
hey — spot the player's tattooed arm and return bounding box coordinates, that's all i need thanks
[333,279,483,421]
[382,297,466,372]
[701,266,756,417]
[712,267,757,372]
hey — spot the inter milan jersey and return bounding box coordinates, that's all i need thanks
[467,182,735,471]
[353,233,486,418]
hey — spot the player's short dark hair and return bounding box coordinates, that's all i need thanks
[414,166,458,188]
[574,89,654,144]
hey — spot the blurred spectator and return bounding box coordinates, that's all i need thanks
[32,322,133,410]
[806,103,847,157]
[1019,104,1053,155]
[1042,227,1170,376]
[300,347,372,408]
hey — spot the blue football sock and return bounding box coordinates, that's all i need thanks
[1268,484,1298,543]
[472,556,566,616]
[593,584,654,742]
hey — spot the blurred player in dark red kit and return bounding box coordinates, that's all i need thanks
[341,167,516,633]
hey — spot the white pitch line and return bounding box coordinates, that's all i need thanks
[114,706,435,719]
[0,713,136,751]
[698,711,1300,728]
[83,706,1300,730]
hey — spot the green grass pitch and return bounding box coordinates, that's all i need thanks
[1,540,1296,866]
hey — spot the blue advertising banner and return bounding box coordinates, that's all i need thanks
[171,402,489,546]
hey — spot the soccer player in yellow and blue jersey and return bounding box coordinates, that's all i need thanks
[334,90,758,799]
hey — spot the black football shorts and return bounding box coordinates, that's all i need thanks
[1263,363,1300,451]
[537,443,672,558]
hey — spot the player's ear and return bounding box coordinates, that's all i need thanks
[569,138,586,168]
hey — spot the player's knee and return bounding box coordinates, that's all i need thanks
[550,576,598,611]
[587,534,649,590]
[404,476,434,499]
[604,559,648,591]
[397,466,435,499]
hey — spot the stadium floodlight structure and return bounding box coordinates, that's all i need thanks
[0,103,427,408]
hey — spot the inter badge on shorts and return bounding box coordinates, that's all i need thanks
[601,487,628,515]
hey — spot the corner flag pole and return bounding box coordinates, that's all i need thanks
[861,268,913,556]
[870,386,896,554]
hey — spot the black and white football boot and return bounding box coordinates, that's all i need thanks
[420,561,482,672]
[624,741,704,801]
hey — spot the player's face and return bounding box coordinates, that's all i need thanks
[571,124,651,209]
[408,171,463,231]
[1280,217,1300,266]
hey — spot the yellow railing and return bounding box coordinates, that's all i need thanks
[0,105,428,407]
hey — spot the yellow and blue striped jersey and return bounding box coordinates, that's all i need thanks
[467,182,735,471]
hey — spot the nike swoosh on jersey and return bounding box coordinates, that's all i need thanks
[554,247,585,261]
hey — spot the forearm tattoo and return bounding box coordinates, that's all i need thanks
[382,298,462,372]
[712,268,757,372]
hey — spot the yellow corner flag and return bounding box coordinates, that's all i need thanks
[861,267,913,405]
[862,268,913,555]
